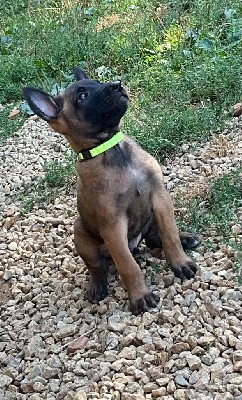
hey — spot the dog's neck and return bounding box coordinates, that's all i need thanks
[77,131,124,161]
[63,127,121,153]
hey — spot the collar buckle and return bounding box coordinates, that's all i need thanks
[79,149,92,160]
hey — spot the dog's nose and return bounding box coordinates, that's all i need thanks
[110,81,122,91]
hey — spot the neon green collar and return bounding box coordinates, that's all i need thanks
[78,131,124,161]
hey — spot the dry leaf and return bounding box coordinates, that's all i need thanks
[0,271,4,279]
[3,217,15,230]
[8,109,20,119]
[67,336,88,353]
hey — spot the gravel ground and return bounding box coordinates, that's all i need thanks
[0,116,242,400]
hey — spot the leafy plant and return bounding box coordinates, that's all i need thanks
[16,151,76,214]
[1,0,242,154]
[0,104,26,142]
[177,168,242,235]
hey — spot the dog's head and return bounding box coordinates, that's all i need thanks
[23,67,129,151]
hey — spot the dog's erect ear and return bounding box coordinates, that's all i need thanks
[22,87,60,121]
[74,66,89,81]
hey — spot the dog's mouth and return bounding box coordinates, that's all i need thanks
[105,84,129,116]
[120,87,129,100]
[116,89,129,112]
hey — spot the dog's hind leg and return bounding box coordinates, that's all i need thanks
[152,189,197,280]
[144,220,201,251]
[74,217,109,302]
[101,216,159,315]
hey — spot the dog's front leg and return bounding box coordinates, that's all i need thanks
[101,216,158,315]
[152,189,197,280]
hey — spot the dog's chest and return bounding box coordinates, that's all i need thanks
[114,165,153,215]
[123,166,154,240]
[76,160,155,229]
[128,167,144,190]
[128,165,153,196]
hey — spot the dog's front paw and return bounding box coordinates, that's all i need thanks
[180,232,201,250]
[85,282,108,303]
[170,258,197,281]
[130,292,159,315]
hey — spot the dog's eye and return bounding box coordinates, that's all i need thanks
[77,91,87,101]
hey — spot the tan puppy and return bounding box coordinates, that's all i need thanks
[23,67,199,314]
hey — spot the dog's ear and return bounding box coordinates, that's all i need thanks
[74,66,89,81]
[22,87,60,121]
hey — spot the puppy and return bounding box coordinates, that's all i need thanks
[23,67,199,314]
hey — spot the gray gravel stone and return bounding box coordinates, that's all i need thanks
[107,315,126,332]
[189,371,199,385]
[0,374,12,388]
[171,342,190,354]
[182,291,196,306]
[201,354,214,366]
[174,389,188,400]
[8,242,18,251]
[1,117,242,399]
[174,375,189,387]
[152,387,167,397]
[54,323,78,340]
[185,354,202,370]
[118,346,136,360]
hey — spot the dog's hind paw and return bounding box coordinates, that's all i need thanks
[180,232,201,250]
[130,292,159,315]
[85,283,108,303]
[170,259,197,281]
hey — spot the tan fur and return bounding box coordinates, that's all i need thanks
[24,75,198,314]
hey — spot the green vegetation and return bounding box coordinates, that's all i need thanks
[177,169,242,276]
[177,168,242,235]
[1,0,242,152]
[18,153,76,214]
[0,104,25,143]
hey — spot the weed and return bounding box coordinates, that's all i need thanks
[176,168,242,278]
[177,168,242,236]
[149,263,161,274]
[0,104,26,142]
[16,151,76,214]
[44,155,75,188]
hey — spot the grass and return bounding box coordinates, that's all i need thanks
[17,152,76,214]
[1,0,242,151]
[0,104,26,143]
[177,168,242,235]
[176,168,242,278]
